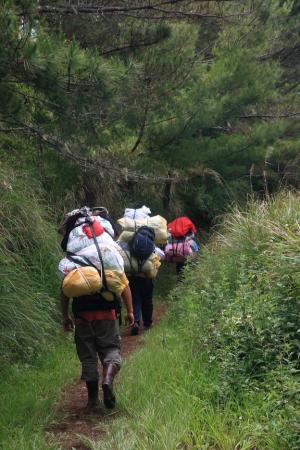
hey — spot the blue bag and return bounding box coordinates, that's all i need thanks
[130,226,155,260]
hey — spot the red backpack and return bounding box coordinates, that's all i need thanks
[167,216,197,239]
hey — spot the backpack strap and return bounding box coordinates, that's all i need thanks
[86,218,108,291]
[123,249,146,275]
[66,253,100,273]
[124,249,136,275]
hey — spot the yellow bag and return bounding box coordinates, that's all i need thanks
[105,270,129,297]
[118,231,135,243]
[62,266,102,298]
[117,215,168,245]
[120,250,161,278]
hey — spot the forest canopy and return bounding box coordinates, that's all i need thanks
[1,0,300,222]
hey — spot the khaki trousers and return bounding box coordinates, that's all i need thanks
[74,319,121,382]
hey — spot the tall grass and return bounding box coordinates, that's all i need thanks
[0,337,78,450]
[0,166,62,366]
[91,191,300,450]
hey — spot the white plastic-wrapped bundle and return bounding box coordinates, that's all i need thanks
[117,215,168,245]
[67,221,117,254]
[74,215,115,238]
[124,205,151,220]
[59,242,124,277]
[98,217,115,237]
[78,244,124,271]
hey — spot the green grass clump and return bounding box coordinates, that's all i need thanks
[0,165,62,366]
[91,192,300,450]
[0,336,79,450]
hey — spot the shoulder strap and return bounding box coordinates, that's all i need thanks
[124,250,135,274]
[87,218,108,291]
[67,253,100,272]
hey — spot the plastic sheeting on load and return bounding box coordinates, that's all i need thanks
[59,243,124,277]
[164,239,199,263]
[67,222,118,253]
[117,236,165,260]
[62,266,102,298]
[75,215,115,237]
[59,256,128,298]
[119,249,161,278]
[117,215,168,245]
[164,241,193,258]
[124,205,151,220]
[167,217,197,239]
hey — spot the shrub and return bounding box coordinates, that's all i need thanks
[171,192,300,445]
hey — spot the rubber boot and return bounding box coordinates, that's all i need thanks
[86,380,101,410]
[102,364,117,409]
[131,321,140,336]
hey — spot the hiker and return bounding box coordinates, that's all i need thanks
[116,208,168,335]
[165,216,199,279]
[61,286,134,410]
[118,226,158,336]
[58,206,134,410]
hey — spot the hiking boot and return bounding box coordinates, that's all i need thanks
[102,364,117,409]
[131,322,140,336]
[86,380,101,411]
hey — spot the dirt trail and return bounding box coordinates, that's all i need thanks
[46,304,166,450]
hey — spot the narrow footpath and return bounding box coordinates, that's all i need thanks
[46,304,166,450]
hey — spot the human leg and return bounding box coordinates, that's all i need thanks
[75,322,100,409]
[141,278,154,327]
[176,261,185,281]
[94,320,122,408]
[128,276,142,334]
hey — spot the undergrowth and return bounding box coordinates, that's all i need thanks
[0,336,78,450]
[91,191,300,450]
[0,164,62,367]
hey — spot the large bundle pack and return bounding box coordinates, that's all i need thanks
[117,208,167,278]
[66,217,117,254]
[58,207,128,299]
[165,216,199,262]
[117,226,162,278]
[118,215,168,245]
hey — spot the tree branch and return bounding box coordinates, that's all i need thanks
[36,0,242,20]
[0,118,183,183]
[239,112,300,119]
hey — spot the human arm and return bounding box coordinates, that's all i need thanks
[121,285,134,326]
[60,289,74,331]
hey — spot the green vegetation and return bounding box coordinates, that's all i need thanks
[1,1,300,223]
[92,192,300,450]
[1,1,300,447]
[0,165,63,367]
[1,2,300,359]
[0,337,78,450]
